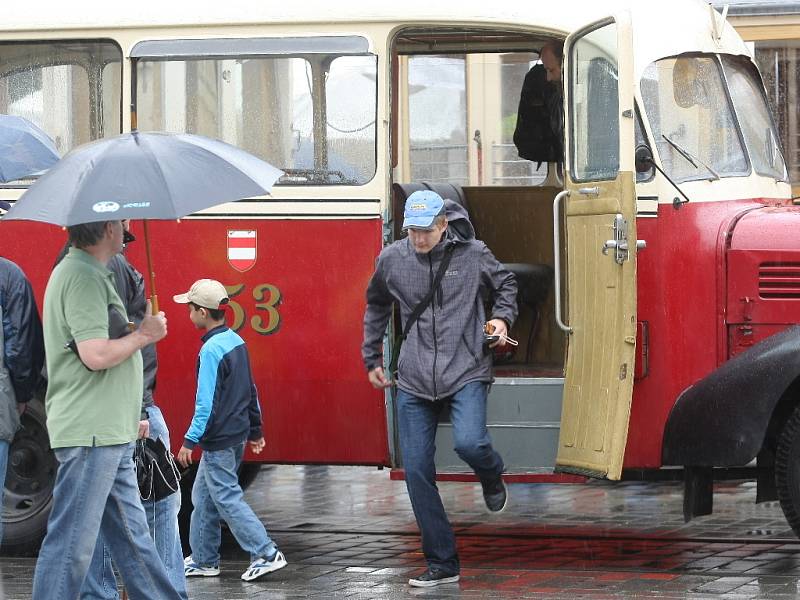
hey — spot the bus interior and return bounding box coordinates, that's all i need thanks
[391,28,568,381]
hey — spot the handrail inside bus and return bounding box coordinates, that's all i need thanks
[130,35,371,59]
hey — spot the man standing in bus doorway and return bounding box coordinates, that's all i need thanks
[362,190,518,587]
[540,41,564,146]
[31,220,182,600]
[79,220,188,599]
[0,239,45,549]
[513,40,564,164]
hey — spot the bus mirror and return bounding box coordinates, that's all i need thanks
[635,144,654,174]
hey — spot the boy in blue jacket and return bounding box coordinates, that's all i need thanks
[174,279,286,581]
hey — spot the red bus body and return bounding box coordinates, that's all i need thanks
[2,217,390,465]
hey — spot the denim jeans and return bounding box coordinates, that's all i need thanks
[31,443,183,600]
[82,406,187,599]
[190,442,276,565]
[0,439,8,544]
[396,381,504,574]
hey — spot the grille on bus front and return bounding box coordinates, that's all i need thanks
[759,263,800,299]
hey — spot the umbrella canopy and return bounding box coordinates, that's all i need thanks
[0,114,60,183]
[3,130,282,225]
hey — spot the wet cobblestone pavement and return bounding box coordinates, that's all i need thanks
[3,466,800,598]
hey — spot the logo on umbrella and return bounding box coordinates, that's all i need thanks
[92,201,120,213]
[228,230,257,272]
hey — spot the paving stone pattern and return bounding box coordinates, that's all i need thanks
[2,466,800,598]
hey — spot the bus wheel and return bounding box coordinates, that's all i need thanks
[776,404,800,538]
[1,397,56,556]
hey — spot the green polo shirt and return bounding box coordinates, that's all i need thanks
[43,247,142,448]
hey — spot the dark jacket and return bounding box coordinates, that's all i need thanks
[0,258,45,441]
[513,63,564,164]
[107,254,157,411]
[183,325,263,451]
[362,202,517,400]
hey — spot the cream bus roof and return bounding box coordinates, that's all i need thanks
[3,0,750,79]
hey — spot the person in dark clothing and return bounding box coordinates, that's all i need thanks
[362,190,518,588]
[174,278,286,582]
[0,256,44,544]
[513,41,564,165]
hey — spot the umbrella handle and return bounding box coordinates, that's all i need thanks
[143,221,159,314]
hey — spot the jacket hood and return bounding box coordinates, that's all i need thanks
[444,199,475,242]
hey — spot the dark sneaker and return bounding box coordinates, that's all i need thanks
[408,568,460,587]
[482,477,508,513]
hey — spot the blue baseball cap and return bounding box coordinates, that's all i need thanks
[402,190,445,230]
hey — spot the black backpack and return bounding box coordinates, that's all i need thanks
[512,64,564,164]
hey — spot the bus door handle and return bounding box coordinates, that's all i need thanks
[600,214,645,264]
[552,190,572,334]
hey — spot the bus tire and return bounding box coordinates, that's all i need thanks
[1,397,56,556]
[775,404,800,538]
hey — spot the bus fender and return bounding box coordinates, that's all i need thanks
[662,325,800,467]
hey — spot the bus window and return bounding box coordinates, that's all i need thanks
[136,51,377,186]
[407,55,468,185]
[0,40,122,179]
[641,55,748,183]
[569,22,619,182]
[399,50,545,186]
[722,55,788,182]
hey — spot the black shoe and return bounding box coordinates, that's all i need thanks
[408,568,460,587]
[482,477,508,513]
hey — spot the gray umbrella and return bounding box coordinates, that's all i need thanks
[0,114,59,183]
[3,130,282,310]
[2,130,282,225]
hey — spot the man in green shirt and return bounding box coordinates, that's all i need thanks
[32,220,182,600]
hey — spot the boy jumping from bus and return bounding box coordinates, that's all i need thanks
[362,191,517,587]
[174,279,286,581]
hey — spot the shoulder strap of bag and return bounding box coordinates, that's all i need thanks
[401,242,456,340]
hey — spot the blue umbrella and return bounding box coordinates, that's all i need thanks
[0,114,60,183]
[3,130,282,310]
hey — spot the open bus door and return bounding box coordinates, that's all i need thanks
[555,14,638,481]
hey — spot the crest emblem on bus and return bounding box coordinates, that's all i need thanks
[227,230,257,273]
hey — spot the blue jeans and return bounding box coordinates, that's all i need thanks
[82,407,187,599]
[396,381,504,574]
[189,442,276,565]
[31,443,182,600]
[0,439,8,544]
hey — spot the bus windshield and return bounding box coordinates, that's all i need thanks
[137,45,377,186]
[721,54,788,181]
[641,55,747,183]
[641,53,787,184]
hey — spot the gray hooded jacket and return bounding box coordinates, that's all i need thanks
[362,201,517,400]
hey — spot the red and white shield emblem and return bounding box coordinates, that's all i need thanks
[227,230,257,272]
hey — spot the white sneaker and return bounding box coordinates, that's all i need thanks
[241,550,288,581]
[183,555,220,577]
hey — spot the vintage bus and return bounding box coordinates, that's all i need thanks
[0,0,796,553]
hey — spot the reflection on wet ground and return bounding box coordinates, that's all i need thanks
[3,466,800,598]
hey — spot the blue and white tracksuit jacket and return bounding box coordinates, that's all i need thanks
[183,325,263,451]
